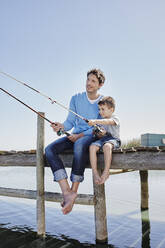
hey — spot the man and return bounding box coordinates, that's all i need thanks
[45,69,105,214]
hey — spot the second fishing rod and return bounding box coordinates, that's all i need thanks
[0,71,103,134]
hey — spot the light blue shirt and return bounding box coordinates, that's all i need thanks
[63,92,102,136]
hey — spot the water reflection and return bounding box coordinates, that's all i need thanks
[141,209,151,248]
[0,225,117,248]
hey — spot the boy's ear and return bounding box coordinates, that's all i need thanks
[110,107,114,112]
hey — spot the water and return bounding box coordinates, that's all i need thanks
[0,167,165,248]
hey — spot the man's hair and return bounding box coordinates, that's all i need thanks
[87,68,105,85]
[98,96,115,110]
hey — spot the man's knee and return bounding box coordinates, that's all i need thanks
[45,143,58,158]
[45,144,52,156]
[74,139,87,154]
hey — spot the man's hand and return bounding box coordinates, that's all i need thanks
[51,122,64,132]
[67,133,84,143]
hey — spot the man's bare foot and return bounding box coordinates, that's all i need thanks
[99,170,110,184]
[62,191,77,215]
[93,171,102,184]
[61,200,64,207]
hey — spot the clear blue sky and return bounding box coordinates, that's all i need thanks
[0,0,165,150]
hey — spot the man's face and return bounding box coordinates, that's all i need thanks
[86,73,102,93]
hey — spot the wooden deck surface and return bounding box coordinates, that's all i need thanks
[0,146,165,170]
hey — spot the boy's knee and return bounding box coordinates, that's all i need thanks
[103,143,113,151]
[90,144,99,152]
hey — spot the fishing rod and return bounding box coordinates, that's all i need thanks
[0,71,89,123]
[0,88,70,137]
[0,71,104,136]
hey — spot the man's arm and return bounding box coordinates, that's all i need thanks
[51,96,76,134]
[63,95,76,131]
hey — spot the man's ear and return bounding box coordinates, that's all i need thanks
[98,83,104,89]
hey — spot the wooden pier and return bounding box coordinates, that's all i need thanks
[0,113,165,243]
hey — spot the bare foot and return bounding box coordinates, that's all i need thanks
[62,191,77,215]
[99,170,110,184]
[93,171,102,184]
[61,200,64,207]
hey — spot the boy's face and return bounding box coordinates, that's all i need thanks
[99,104,114,118]
[86,73,103,94]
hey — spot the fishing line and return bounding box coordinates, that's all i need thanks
[0,71,88,123]
[0,88,70,136]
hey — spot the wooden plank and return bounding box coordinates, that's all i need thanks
[109,169,135,175]
[0,187,95,205]
[110,151,165,170]
[123,147,136,152]
[0,153,36,166]
[0,150,165,170]
[135,146,160,152]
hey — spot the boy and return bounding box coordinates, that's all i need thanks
[88,96,121,185]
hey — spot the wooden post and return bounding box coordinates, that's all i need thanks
[93,168,108,243]
[36,112,45,237]
[139,171,149,210]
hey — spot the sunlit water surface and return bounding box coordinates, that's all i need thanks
[0,167,165,248]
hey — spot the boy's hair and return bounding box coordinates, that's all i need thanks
[87,68,105,85]
[98,96,115,110]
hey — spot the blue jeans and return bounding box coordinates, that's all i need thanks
[45,135,96,182]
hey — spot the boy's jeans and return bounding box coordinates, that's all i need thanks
[45,135,95,183]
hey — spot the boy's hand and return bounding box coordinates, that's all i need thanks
[96,128,106,138]
[88,120,96,126]
[51,122,64,132]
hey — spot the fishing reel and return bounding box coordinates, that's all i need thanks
[57,128,70,137]
[93,125,106,138]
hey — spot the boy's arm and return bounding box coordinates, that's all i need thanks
[88,119,116,126]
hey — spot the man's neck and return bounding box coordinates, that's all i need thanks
[87,92,100,100]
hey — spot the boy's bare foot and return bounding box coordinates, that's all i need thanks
[62,191,77,215]
[99,170,110,184]
[93,171,102,184]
